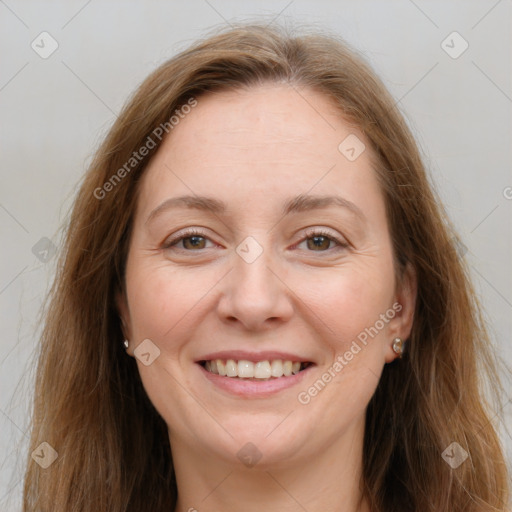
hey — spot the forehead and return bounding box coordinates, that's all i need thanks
[164,84,358,158]
[135,83,382,219]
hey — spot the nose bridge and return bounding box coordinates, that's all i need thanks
[217,234,293,328]
[235,240,275,293]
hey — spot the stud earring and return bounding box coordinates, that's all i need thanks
[392,337,404,358]
[123,339,129,349]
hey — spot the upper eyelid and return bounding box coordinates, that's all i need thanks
[162,228,215,248]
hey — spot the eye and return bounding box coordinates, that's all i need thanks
[162,227,348,253]
[162,228,216,251]
[295,228,348,252]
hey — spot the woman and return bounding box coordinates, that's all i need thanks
[23,23,510,511]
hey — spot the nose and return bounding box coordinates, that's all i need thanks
[216,244,294,332]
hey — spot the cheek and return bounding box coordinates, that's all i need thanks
[292,267,396,422]
[295,260,396,348]
[125,260,213,342]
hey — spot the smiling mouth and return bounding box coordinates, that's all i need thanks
[200,359,313,380]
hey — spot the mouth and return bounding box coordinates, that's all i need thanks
[199,359,313,380]
[195,351,316,397]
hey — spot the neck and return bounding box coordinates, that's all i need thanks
[170,417,370,512]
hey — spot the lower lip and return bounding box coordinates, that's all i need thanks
[198,363,314,398]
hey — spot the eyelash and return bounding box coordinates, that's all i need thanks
[162,227,348,253]
[300,228,349,251]
[162,228,212,250]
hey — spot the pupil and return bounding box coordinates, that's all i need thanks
[185,236,204,249]
[309,236,329,250]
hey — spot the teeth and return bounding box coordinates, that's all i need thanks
[203,359,308,379]
[254,361,271,379]
[217,360,227,376]
[225,359,237,377]
[270,360,283,377]
[238,360,254,378]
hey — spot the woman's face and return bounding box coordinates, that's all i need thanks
[118,83,415,469]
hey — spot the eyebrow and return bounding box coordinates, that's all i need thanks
[145,193,366,225]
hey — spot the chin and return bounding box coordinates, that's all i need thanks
[204,416,313,468]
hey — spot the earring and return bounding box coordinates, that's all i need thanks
[392,337,404,358]
[123,339,129,349]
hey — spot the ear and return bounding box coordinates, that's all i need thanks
[116,288,133,353]
[384,262,417,363]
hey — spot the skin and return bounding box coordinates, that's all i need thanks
[117,83,416,512]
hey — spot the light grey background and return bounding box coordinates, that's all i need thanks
[1,1,511,510]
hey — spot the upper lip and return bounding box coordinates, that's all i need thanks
[196,350,314,364]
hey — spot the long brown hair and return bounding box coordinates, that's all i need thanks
[22,22,510,511]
